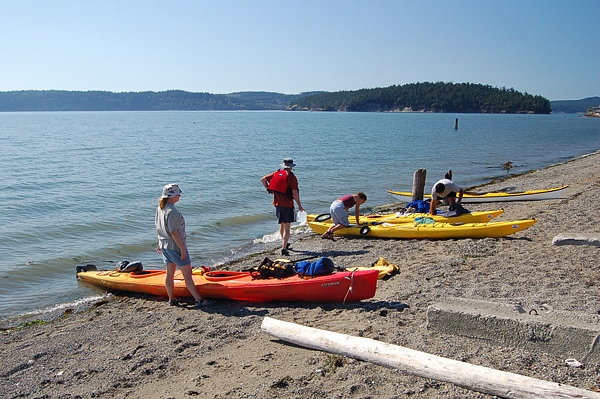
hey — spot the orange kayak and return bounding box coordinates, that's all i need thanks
[77,267,379,303]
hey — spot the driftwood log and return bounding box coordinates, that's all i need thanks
[411,168,426,202]
[261,317,600,399]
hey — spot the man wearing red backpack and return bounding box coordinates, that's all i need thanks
[261,158,305,256]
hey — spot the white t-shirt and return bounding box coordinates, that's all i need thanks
[431,179,461,200]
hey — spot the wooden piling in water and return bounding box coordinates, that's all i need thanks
[412,168,426,201]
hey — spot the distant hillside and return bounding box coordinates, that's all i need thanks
[6,87,593,114]
[550,97,600,113]
[288,82,551,114]
[0,90,321,112]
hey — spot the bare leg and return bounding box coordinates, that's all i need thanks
[280,222,291,250]
[179,264,203,303]
[322,223,344,238]
[165,262,176,302]
[330,224,346,233]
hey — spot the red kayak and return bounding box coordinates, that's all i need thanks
[77,268,379,303]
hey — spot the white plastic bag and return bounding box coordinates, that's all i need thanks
[297,210,307,225]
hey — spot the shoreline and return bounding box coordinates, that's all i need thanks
[2,151,600,398]
[462,149,600,191]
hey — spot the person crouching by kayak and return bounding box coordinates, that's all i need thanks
[261,158,305,256]
[155,183,210,308]
[430,178,464,215]
[321,192,367,240]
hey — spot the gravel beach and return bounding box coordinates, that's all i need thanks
[2,152,600,399]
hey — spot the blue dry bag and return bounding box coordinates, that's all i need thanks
[406,200,433,213]
[294,257,335,277]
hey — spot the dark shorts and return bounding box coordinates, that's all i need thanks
[438,191,457,200]
[276,206,296,224]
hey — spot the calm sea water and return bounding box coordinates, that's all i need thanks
[1,111,598,326]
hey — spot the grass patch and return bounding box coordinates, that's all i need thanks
[322,354,345,374]
[1,319,48,333]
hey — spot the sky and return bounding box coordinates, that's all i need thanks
[2,1,598,100]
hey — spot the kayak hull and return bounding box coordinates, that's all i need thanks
[308,219,537,239]
[307,210,504,224]
[388,185,568,204]
[77,269,379,303]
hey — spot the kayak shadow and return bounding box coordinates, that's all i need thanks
[79,290,407,319]
[502,236,534,242]
[196,297,409,318]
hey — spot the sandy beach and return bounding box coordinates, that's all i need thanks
[2,151,600,399]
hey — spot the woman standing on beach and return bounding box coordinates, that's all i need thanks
[155,183,210,308]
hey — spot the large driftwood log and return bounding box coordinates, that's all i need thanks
[412,168,426,202]
[261,317,600,399]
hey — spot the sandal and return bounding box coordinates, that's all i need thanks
[169,299,179,306]
[321,231,335,241]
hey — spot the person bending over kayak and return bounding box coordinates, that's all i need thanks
[321,192,367,240]
[430,178,464,215]
[155,183,210,308]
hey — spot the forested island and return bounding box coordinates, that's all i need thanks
[0,82,595,113]
[288,82,551,113]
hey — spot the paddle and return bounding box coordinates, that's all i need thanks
[320,223,381,236]
[290,255,320,262]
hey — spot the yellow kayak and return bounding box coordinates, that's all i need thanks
[307,209,504,224]
[388,186,568,204]
[308,219,537,239]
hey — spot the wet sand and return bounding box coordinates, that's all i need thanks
[2,152,600,398]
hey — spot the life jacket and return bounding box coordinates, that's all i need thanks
[268,169,293,197]
[244,257,296,280]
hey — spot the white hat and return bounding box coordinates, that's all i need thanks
[280,158,297,168]
[161,183,183,198]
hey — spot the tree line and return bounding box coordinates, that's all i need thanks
[550,97,600,113]
[0,90,317,112]
[288,82,551,114]
[1,85,593,113]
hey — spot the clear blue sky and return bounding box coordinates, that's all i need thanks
[2,0,598,100]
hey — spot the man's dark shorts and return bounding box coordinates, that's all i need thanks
[438,191,457,200]
[276,206,296,224]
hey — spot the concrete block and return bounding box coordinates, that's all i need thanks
[427,298,600,362]
[552,233,600,247]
